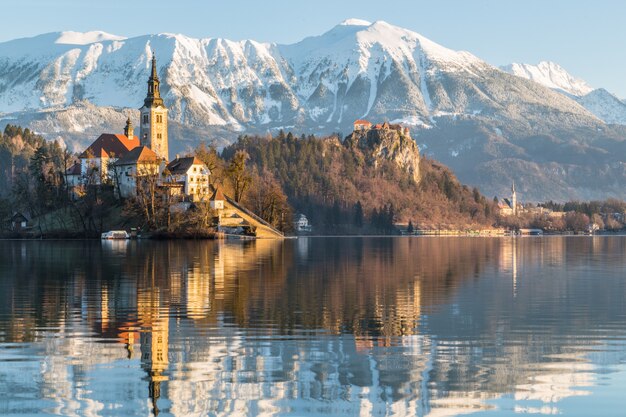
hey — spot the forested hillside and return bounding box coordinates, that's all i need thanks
[221,131,498,232]
[0,125,71,221]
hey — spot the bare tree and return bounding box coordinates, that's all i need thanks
[226,150,251,203]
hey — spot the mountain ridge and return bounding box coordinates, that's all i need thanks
[501,60,626,125]
[1,21,626,201]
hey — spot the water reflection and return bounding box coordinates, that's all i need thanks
[1,237,626,416]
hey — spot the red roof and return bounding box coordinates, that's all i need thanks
[210,186,225,201]
[114,146,160,165]
[79,133,140,159]
[354,119,372,126]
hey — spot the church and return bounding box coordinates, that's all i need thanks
[67,54,211,202]
[65,55,284,238]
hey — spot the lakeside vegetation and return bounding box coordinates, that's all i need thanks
[1,125,626,237]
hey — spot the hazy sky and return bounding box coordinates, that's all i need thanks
[2,0,625,96]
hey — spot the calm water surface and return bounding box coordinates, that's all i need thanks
[1,237,626,416]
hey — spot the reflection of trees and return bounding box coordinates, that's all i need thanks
[3,238,626,416]
[219,237,498,339]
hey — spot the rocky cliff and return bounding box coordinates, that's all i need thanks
[344,124,420,183]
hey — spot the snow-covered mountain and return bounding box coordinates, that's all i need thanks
[2,21,626,200]
[0,22,600,136]
[501,61,626,125]
[500,61,593,97]
[576,88,626,125]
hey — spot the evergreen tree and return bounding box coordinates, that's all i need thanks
[353,200,364,229]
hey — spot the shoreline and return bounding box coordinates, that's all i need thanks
[3,230,626,241]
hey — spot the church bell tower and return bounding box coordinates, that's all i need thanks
[511,181,517,216]
[140,54,169,161]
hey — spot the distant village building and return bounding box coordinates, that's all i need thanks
[10,212,28,232]
[499,182,520,216]
[293,213,312,233]
[352,119,410,136]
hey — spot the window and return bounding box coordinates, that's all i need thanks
[193,167,197,172]
[143,115,148,124]
[157,133,162,139]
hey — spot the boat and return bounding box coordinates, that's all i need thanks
[101,230,130,240]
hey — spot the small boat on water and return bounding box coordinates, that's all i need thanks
[101,230,130,240]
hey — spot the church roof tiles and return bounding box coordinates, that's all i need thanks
[79,133,139,159]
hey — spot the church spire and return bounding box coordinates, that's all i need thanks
[140,52,169,161]
[511,180,518,216]
[144,53,163,107]
[151,53,158,81]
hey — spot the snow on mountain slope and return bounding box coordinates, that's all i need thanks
[575,88,626,125]
[2,23,625,201]
[500,60,626,125]
[279,19,487,124]
[500,61,593,96]
[55,31,126,45]
[0,23,598,134]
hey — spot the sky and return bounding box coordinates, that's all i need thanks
[2,0,625,96]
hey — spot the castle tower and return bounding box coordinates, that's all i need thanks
[140,54,168,161]
[511,181,517,216]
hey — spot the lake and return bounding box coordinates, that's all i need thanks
[1,236,626,416]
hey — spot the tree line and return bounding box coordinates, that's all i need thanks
[4,124,624,236]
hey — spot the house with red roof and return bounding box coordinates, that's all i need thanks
[79,118,140,185]
[353,119,372,131]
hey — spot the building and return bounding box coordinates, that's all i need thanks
[209,186,225,210]
[140,54,169,161]
[164,156,210,201]
[65,162,82,190]
[354,119,409,136]
[511,182,518,216]
[293,213,312,233]
[78,122,140,185]
[354,119,372,131]
[10,212,29,232]
[64,55,284,238]
[113,146,161,198]
[499,182,520,216]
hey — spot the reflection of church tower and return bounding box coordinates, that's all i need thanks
[140,54,169,161]
[511,181,518,216]
[138,289,169,416]
[512,238,518,297]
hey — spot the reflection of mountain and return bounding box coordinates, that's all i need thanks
[1,238,626,416]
